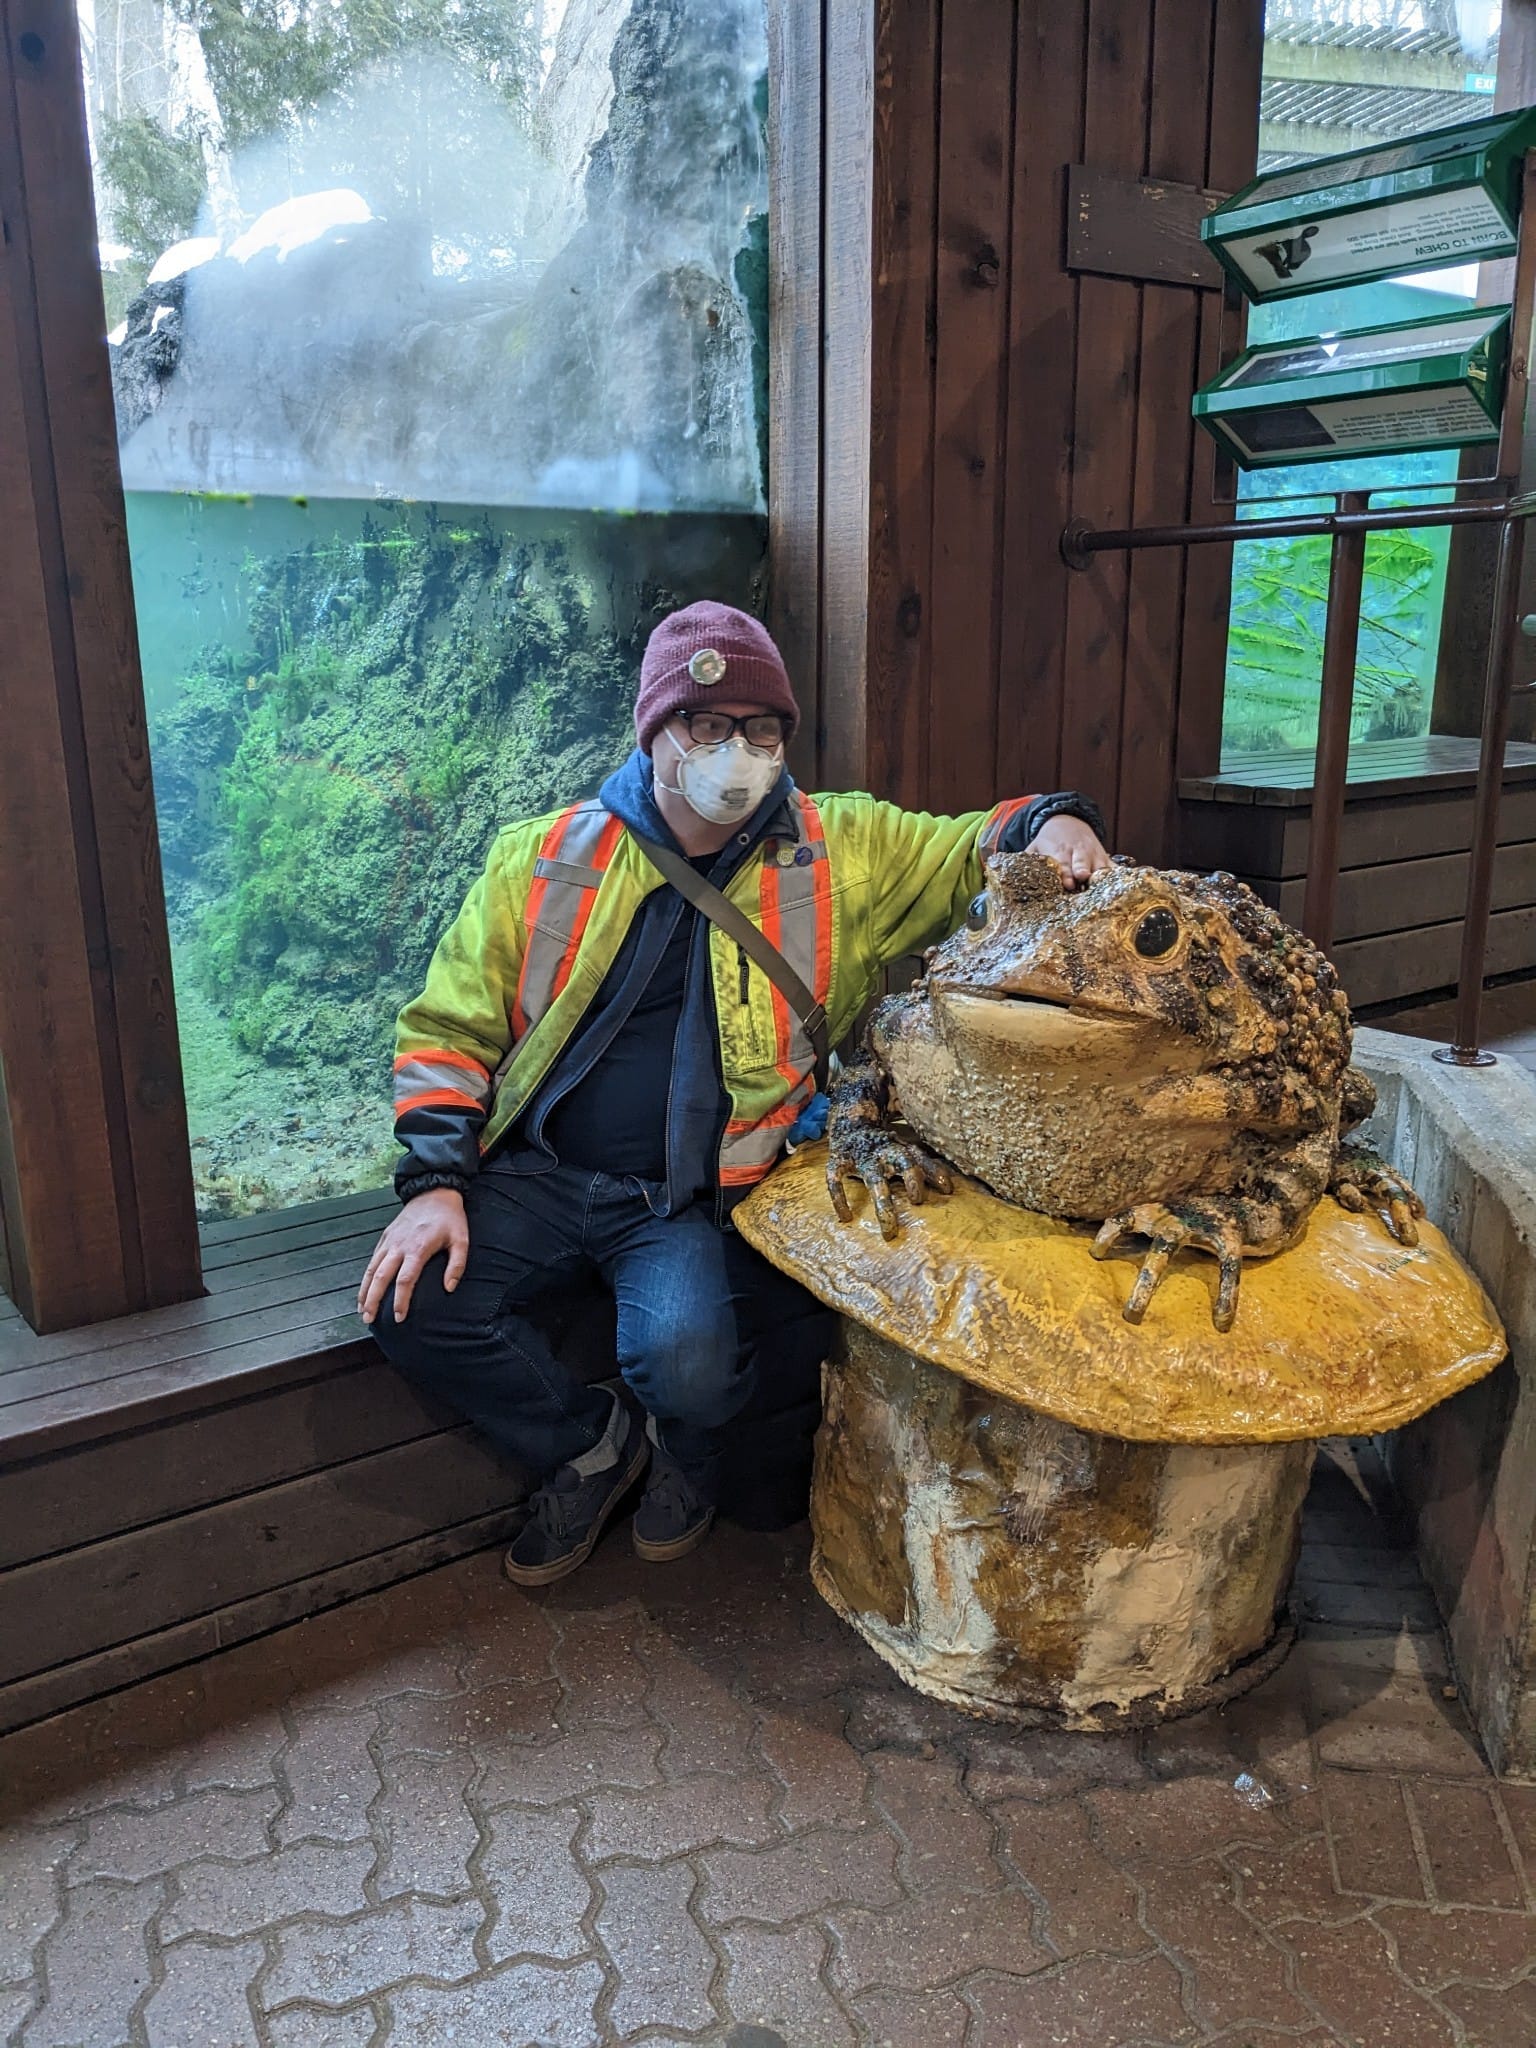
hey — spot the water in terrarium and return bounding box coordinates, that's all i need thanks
[79,0,769,1216]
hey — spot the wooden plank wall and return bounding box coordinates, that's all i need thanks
[797,0,1265,858]
[1181,776,1536,1009]
[768,0,827,786]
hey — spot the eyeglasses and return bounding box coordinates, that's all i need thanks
[672,710,787,747]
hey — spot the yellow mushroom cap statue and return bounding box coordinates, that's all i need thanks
[737,1139,1501,1447]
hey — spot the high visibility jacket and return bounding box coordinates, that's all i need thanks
[394,786,1037,1195]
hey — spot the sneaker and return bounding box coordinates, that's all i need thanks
[632,1448,716,1562]
[503,1404,649,1588]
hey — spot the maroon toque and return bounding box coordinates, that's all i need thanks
[634,600,800,752]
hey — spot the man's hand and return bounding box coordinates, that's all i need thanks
[1028,813,1112,889]
[358,1188,468,1326]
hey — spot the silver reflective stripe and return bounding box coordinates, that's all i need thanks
[394,1054,492,1111]
[513,803,621,1036]
[766,792,829,1082]
[723,1115,798,1178]
[533,855,609,888]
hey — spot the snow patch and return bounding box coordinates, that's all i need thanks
[148,236,222,285]
[228,191,374,265]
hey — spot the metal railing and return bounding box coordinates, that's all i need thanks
[1060,155,1536,1070]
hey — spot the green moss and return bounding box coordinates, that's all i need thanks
[154,518,635,1089]
[1223,526,1444,755]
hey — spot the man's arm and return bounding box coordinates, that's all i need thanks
[391,831,526,1201]
[360,833,527,1326]
[862,789,1109,966]
[1000,790,1109,880]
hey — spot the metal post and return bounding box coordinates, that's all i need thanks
[1434,514,1528,1067]
[1493,152,1536,490]
[1301,493,1369,952]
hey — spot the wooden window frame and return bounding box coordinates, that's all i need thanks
[1202,1,1536,779]
[0,0,200,1334]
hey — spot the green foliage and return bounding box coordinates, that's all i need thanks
[178,0,348,147]
[94,0,543,288]
[178,0,540,148]
[152,517,638,1084]
[100,112,208,260]
[1223,527,1446,756]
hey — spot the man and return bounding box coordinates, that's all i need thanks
[360,601,1109,1585]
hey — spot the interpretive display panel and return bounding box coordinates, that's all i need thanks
[1192,306,1509,469]
[1202,106,1536,301]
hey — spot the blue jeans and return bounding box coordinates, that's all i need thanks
[372,1154,832,1510]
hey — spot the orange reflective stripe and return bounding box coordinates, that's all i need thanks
[725,1098,805,1136]
[721,1092,812,1181]
[979,794,1036,852]
[719,1159,777,1188]
[754,790,832,1092]
[396,1087,489,1118]
[800,792,833,1010]
[725,790,835,1187]
[757,852,797,1092]
[393,1049,493,1118]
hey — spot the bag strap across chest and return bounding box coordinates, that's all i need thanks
[629,831,831,1096]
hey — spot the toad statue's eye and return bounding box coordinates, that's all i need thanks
[1134,908,1179,958]
[966,893,989,932]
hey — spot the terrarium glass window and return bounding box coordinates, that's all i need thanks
[1221,0,1504,763]
[75,0,770,1218]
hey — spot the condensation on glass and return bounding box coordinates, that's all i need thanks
[76,0,769,1218]
[1223,0,1504,760]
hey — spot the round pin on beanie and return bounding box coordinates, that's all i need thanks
[634,601,799,751]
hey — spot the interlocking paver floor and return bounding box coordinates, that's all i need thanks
[1,1442,1530,2047]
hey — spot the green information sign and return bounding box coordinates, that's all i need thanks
[1202,105,1536,301]
[1191,305,1509,469]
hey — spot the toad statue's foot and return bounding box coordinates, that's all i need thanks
[1329,1144,1423,1247]
[1092,1200,1249,1333]
[826,1132,954,1241]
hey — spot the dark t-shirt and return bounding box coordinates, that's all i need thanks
[537,855,715,1179]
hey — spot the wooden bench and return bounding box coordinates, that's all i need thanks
[1177,736,1536,1008]
[0,1191,596,1735]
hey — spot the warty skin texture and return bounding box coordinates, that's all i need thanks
[826,851,1424,1330]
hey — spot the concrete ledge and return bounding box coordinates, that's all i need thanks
[1354,1026,1536,1776]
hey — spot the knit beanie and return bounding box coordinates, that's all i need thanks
[634,601,799,752]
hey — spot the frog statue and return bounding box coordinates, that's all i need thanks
[825,851,1424,1331]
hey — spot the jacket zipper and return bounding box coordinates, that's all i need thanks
[737,943,750,1004]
